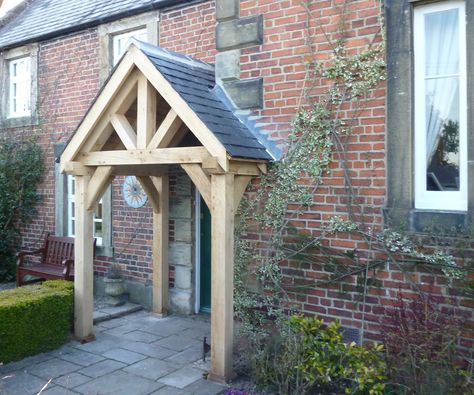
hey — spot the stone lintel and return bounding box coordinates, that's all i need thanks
[223,77,263,109]
[216,0,240,21]
[216,14,263,51]
[215,49,241,82]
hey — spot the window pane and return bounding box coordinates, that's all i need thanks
[94,221,103,238]
[425,77,460,191]
[425,9,459,77]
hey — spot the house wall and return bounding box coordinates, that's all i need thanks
[3,0,472,351]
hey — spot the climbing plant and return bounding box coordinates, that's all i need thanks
[0,137,44,281]
[233,0,472,393]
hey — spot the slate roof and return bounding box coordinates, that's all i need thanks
[136,41,272,161]
[0,0,191,49]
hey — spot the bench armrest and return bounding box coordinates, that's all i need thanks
[16,248,45,267]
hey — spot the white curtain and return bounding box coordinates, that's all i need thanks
[424,8,459,164]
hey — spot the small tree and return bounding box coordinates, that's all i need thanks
[0,137,44,281]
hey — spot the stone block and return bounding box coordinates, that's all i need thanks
[169,242,192,266]
[174,265,192,290]
[175,172,192,196]
[169,288,193,314]
[174,220,192,243]
[170,196,191,218]
[216,0,239,21]
[215,49,240,82]
[216,15,263,51]
[223,77,263,109]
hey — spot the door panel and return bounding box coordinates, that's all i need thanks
[199,196,211,313]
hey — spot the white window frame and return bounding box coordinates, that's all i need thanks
[67,175,103,245]
[112,28,147,66]
[413,1,467,211]
[8,56,31,118]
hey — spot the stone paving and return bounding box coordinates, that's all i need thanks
[0,311,227,395]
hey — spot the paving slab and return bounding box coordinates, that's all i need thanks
[59,349,105,367]
[150,386,188,395]
[154,334,198,352]
[184,378,227,395]
[75,370,163,395]
[120,340,175,359]
[180,326,211,340]
[123,357,177,380]
[72,333,129,354]
[165,344,202,365]
[1,310,225,395]
[102,347,147,364]
[158,366,205,388]
[101,321,145,336]
[118,329,161,343]
[26,358,81,380]
[0,370,50,395]
[41,385,79,395]
[53,372,93,389]
[78,359,126,378]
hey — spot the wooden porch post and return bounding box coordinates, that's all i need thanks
[74,175,95,339]
[152,175,169,315]
[209,173,234,382]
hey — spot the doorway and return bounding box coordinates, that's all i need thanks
[195,192,211,313]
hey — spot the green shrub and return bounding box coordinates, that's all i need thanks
[0,280,74,363]
[0,137,44,281]
[248,315,387,395]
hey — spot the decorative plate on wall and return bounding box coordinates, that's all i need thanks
[122,176,148,208]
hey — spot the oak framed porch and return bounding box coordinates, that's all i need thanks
[60,42,269,382]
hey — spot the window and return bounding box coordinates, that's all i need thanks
[67,176,104,245]
[112,28,147,66]
[413,2,467,211]
[9,56,31,117]
[98,11,158,82]
[385,0,473,231]
[0,44,38,127]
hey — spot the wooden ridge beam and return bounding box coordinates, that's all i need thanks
[80,147,211,166]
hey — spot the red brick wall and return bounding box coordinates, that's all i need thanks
[17,29,100,249]
[235,0,472,351]
[5,0,471,349]
[160,0,217,62]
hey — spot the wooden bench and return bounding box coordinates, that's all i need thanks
[16,234,96,286]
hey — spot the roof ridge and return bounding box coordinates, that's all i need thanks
[131,39,214,73]
[0,0,31,29]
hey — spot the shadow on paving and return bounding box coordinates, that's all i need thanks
[0,310,227,395]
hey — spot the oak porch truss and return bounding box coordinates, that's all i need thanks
[60,41,271,382]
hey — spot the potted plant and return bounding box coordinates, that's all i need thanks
[103,263,125,306]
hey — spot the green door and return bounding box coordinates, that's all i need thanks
[199,196,212,313]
